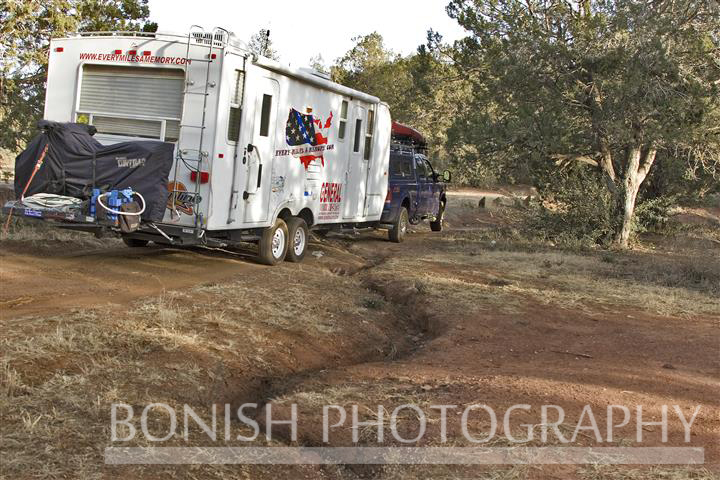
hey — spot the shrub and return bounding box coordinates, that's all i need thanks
[522,167,618,247]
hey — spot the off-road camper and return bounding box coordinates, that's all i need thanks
[8,27,391,264]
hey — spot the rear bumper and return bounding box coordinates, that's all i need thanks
[3,200,94,223]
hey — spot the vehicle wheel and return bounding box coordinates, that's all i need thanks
[389,207,409,243]
[123,238,149,248]
[285,217,309,263]
[430,201,445,232]
[258,218,289,265]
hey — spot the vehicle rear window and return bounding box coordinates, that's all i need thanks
[390,155,413,177]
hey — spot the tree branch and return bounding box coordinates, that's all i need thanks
[551,153,600,168]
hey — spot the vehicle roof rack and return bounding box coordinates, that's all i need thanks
[390,141,427,156]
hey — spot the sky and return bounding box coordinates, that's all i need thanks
[147,0,467,67]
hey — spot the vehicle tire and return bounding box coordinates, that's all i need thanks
[285,217,309,263]
[123,237,149,248]
[258,218,289,265]
[430,201,445,232]
[389,207,409,243]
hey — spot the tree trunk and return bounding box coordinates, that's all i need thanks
[615,145,657,249]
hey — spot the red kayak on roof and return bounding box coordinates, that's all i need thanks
[391,121,426,146]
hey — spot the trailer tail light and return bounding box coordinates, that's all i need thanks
[55,47,64,52]
[114,49,122,54]
[191,171,210,183]
[209,53,217,59]
[385,189,392,204]
[128,50,137,55]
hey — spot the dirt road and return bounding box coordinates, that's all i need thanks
[1,194,718,479]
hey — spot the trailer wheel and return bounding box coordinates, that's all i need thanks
[123,238,149,248]
[258,218,289,265]
[430,201,445,232]
[285,217,309,263]
[389,207,409,243]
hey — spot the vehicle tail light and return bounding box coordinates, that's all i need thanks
[385,189,392,204]
[191,171,210,183]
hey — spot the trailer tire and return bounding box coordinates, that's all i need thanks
[258,218,289,265]
[285,217,309,263]
[389,207,409,243]
[123,238,149,248]
[430,201,445,232]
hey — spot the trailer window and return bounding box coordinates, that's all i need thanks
[338,100,348,140]
[363,108,374,160]
[227,70,245,142]
[353,118,362,153]
[259,94,272,137]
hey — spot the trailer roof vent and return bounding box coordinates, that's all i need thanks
[192,31,227,47]
[299,67,331,81]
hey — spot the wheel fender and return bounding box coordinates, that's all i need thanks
[270,200,297,225]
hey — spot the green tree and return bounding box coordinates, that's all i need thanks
[0,0,156,152]
[331,33,410,108]
[332,32,471,168]
[246,28,278,60]
[445,0,720,247]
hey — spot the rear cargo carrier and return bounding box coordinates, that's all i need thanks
[12,121,173,222]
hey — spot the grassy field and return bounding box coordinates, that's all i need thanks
[1,197,718,479]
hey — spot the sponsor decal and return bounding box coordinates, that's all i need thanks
[275,107,335,170]
[24,208,42,218]
[166,182,198,216]
[116,157,146,168]
[318,182,342,221]
[79,53,191,65]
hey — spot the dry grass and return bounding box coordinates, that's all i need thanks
[379,247,720,319]
[1,197,718,479]
[0,213,119,249]
[579,466,718,480]
[0,258,409,479]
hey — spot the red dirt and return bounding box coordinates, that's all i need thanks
[1,194,718,479]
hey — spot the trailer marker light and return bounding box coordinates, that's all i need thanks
[55,47,64,52]
[218,153,224,158]
[114,49,122,54]
[142,50,151,56]
[128,50,137,55]
[191,171,210,183]
[210,53,217,59]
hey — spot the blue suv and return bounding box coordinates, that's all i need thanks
[381,140,451,243]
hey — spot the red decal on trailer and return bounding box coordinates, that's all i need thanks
[79,53,191,65]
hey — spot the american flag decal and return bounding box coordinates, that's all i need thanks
[286,109,317,146]
[285,108,333,169]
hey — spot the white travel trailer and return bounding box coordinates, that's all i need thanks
[41,27,392,264]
